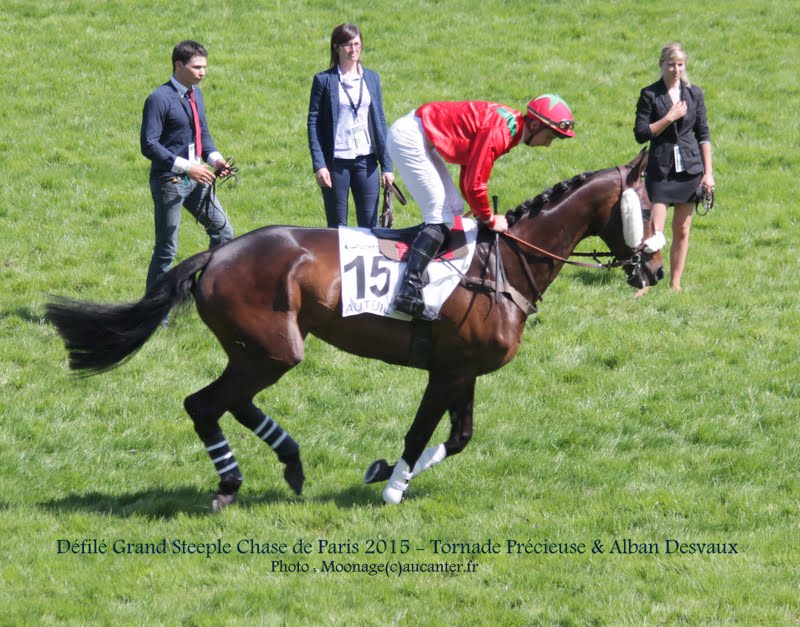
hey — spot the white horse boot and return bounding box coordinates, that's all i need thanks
[411,444,447,478]
[383,458,413,504]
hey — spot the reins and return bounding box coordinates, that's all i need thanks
[501,230,623,270]
[197,158,240,233]
[694,185,715,216]
[462,164,648,316]
[379,181,408,228]
[500,165,641,271]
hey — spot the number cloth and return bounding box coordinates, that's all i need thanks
[338,219,479,319]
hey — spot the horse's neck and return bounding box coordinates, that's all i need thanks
[504,183,607,299]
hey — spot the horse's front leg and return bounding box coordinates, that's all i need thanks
[381,373,476,504]
[364,376,475,485]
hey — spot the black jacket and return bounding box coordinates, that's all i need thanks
[634,79,711,178]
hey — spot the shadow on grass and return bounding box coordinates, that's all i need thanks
[309,482,386,508]
[40,486,287,519]
[38,482,383,518]
[570,268,616,286]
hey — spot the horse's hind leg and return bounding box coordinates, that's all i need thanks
[229,401,304,496]
[184,368,248,511]
[184,360,303,511]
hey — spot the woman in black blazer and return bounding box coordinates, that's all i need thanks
[307,23,394,228]
[634,42,715,293]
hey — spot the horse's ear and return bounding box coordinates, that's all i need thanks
[625,148,648,186]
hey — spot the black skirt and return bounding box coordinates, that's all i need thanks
[646,170,702,205]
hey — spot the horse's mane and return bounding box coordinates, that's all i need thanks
[506,169,603,226]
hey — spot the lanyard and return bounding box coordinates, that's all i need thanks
[339,71,364,118]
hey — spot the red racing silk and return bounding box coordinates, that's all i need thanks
[416,101,524,222]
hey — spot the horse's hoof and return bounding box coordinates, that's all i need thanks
[382,483,406,505]
[211,476,242,512]
[283,457,305,495]
[211,491,237,513]
[382,459,412,505]
[364,459,394,484]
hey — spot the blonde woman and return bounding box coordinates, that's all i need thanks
[634,43,714,293]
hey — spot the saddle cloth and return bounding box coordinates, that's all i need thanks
[338,217,478,319]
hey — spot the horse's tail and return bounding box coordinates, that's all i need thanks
[45,250,213,374]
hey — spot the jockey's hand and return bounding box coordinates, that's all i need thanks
[382,172,395,188]
[485,214,508,233]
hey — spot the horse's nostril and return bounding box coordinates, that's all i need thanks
[656,267,665,282]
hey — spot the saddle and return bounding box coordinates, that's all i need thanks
[371,215,469,262]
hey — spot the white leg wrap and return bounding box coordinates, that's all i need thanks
[411,444,447,478]
[382,459,413,505]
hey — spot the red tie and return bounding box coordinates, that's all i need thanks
[187,89,203,159]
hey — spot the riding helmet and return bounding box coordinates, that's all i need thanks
[526,94,576,138]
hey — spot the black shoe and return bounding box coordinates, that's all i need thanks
[393,224,448,319]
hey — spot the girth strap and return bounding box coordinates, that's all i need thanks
[408,320,433,369]
[460,276,538,316]
[460,235,538,317]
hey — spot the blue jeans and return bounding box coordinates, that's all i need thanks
[321,154,380,228]
[146,172,234,291]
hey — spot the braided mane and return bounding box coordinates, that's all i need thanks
[506,169,602,227]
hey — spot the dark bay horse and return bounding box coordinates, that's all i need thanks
[46,150,663,510]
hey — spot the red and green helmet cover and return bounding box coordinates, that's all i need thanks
[526,94,575,138]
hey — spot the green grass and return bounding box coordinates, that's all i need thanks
[2,0,799,624]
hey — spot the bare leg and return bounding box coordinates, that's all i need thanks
[635,202,669,298]
[669,203,694,291]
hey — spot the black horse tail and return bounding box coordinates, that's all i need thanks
[45,250,213,375]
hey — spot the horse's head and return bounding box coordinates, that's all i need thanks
[504,151,664,296]
[596,149,665,289]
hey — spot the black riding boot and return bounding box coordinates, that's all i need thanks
[393,223,448,319]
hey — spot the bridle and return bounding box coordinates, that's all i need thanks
[465,165,652,313]
[501,165,648,273]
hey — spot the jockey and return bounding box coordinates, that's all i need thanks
[386,94,575,319]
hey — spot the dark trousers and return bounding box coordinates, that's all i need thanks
[146,172,234,291]
[321,154,380,228]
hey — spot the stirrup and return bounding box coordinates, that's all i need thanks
[393,291,424,317]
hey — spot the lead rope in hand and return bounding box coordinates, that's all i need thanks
[197,157,240,234]
[695,186,715,216]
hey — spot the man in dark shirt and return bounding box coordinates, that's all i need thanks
[141,40,234,292]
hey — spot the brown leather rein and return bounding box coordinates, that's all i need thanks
[501,165,646,271]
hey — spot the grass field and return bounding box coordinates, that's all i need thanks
[1,0,799,624]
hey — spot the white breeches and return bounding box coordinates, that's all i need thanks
[386,111,464,225]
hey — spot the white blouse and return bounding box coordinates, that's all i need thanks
[334,66,373,159]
